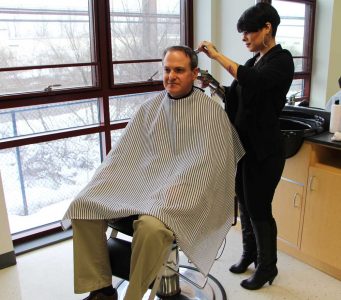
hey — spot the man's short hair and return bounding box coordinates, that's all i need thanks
[338,76,341,88]
[162,45,198,70]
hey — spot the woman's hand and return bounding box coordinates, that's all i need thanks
[197,40,239,79]
[197,41,219,60]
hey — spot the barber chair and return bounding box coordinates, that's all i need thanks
[107,215,228,300]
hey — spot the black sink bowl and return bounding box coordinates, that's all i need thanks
[279,107,327,158]
[280,117,316,159]
[280,117,314,132]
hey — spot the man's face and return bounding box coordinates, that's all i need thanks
[163,50,198,98]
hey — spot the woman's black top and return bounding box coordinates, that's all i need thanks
[225,44,294,161]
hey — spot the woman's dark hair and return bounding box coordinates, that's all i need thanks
[237,2,280,37]
[162,45,198,70]
[338,76,341,88]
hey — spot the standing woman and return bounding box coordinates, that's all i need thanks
[197,3,294,290]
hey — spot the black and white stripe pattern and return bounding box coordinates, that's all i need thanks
[62,89,244,275]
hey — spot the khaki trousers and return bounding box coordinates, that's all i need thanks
[72,215,174,300]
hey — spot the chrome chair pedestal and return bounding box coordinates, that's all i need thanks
[156,244,180,297]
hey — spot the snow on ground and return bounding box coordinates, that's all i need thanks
[8,199,72,233]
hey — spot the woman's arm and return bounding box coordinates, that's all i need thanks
[197,41,239,79]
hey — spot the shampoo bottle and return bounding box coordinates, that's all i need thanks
[329,99,341,133]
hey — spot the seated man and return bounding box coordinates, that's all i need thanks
[62,45,244,300]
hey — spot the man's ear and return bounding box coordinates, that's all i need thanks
[192,67,199,80]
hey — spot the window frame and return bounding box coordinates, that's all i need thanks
[259,0,316,104]
[108,0,192,89]
[0,0,193,246]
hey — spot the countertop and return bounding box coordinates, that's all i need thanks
[306,131,341,150]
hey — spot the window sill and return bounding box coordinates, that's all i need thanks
[14,229,73,256]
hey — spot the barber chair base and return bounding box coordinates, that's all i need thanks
[115,265,227,300]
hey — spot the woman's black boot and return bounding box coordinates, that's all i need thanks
[229,204,257,274]
[241,218,278,290]
[229,254,257,274]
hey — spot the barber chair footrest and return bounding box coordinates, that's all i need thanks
[115,265,227,300]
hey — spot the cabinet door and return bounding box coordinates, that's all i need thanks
[282,143,311,184]
[273,179,303,247]
[301,166,341,269]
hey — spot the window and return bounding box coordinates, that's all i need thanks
[261,0,315,104]
[0,0,193,245]
[0,133,102,233]
[0,1,97,95]
[110,0,184,85]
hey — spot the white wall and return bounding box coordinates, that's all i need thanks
[0,172,15,260]
[194,0,341,109]
[310,0,341,108]
[193,0,253,87]
[326,0,341,102]
[193,0,214,73]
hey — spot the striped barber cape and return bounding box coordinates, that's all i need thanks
[62,88,244,276]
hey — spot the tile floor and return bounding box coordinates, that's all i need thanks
[1,228,340,300]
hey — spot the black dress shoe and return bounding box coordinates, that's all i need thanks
[83,289,118,300]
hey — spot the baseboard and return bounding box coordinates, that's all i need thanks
[0,250,16,269]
